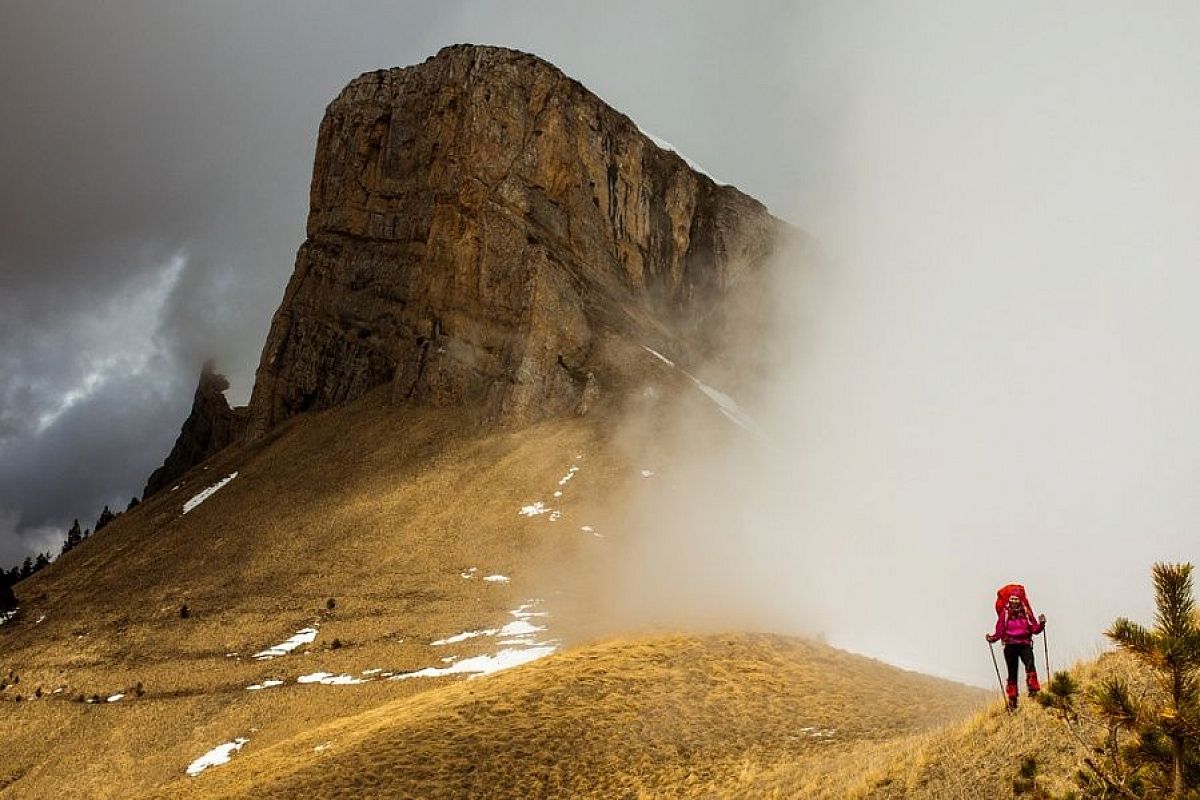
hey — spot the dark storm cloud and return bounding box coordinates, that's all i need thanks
[0,1,809,564]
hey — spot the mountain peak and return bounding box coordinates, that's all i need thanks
[245,45,788,435]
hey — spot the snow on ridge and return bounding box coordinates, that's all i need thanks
[106,693,124,702]
[182,472,238,514]
[0,608,17,626]
[246,679,284,691]
[640,346,770,443]
[482,574,510,583]
[186,738,248,777]
[642,131,728,186]
[252,627,317,660]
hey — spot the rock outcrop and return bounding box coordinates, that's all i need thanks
[143,363,248,498]
[247,44,791,433]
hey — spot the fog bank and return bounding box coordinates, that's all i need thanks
[611,4,1200,686]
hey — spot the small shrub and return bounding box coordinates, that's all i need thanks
[179,603,189,619]
[330,638,343,650]
[326,598,336,611]
[134,681,144,697]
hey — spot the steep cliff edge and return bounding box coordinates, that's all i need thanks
[247,44,790,434]
[143,362,248,498]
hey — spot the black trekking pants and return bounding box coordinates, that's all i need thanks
[1003,643,1036,683]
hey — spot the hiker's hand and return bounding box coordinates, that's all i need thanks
[1039,614,1046,625]
[985,634,996,643]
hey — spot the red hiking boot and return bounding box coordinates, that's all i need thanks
[1027,671,1040,697]
[1006,680,1019,710]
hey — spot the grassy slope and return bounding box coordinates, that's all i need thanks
[0,390,618,797]
[735,654,1167,798]
[0,387,987,798]
[156,633,985,800]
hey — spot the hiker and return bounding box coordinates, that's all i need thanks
[987,590,1046,709]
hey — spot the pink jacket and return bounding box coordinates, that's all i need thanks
[992,609,1044,645]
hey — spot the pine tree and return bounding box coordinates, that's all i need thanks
[61,519,82,554]
[33,553,50,572]
[126,497,140,511]
[94,506,115,532]
[20,557,33,579]
[1103,563,1200,798]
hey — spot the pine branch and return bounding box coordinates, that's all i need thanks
[1108,617,1160,664]
[1153,562,1195,640]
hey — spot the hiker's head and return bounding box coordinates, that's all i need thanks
[1007,595,1023,611]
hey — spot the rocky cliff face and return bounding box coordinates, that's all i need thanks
[143,363,248,498]
[247,44,790,433]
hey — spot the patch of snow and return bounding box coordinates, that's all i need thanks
[460,567,478,579]
[420,600,555,675]
[692,379,770,441]
[640,346,770,443]
[497,620,543,638]
[432,630,492,646]
[510,602,549,620]
[182,472,238,514]
[106,693,124,702]
[518,501,548,517]
[186,738,248,777]
[0,608,18,626]
[253,627,317,660]
[361,668,382,675]
[296,672,365,686]
[171,485,180,492]
[641,131,728,186]
[35,614,46,624]
[389,646,557,681]
[313,742,330,753]
[246,679,284,691]
[642,346,675,368]
[548,511,561,522]
[798,726,837,738]
[553,491,563,498]
[640,469,655,478]
[483,574,510,583]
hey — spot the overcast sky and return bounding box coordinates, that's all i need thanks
[3,2,1200,684]
[0,0,818,564]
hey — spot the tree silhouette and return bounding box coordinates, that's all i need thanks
[94,506,115,532]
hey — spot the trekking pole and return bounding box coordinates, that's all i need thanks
[988,640,1006,704]
[1042,626,1051,678]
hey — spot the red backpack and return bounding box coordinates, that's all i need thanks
[996,583,1036,620]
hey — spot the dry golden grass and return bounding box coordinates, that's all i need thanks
[731,651,1167,799]
[0,387,986,798]
[153,633,985,800]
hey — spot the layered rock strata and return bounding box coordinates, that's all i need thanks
[247,44,789,433]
